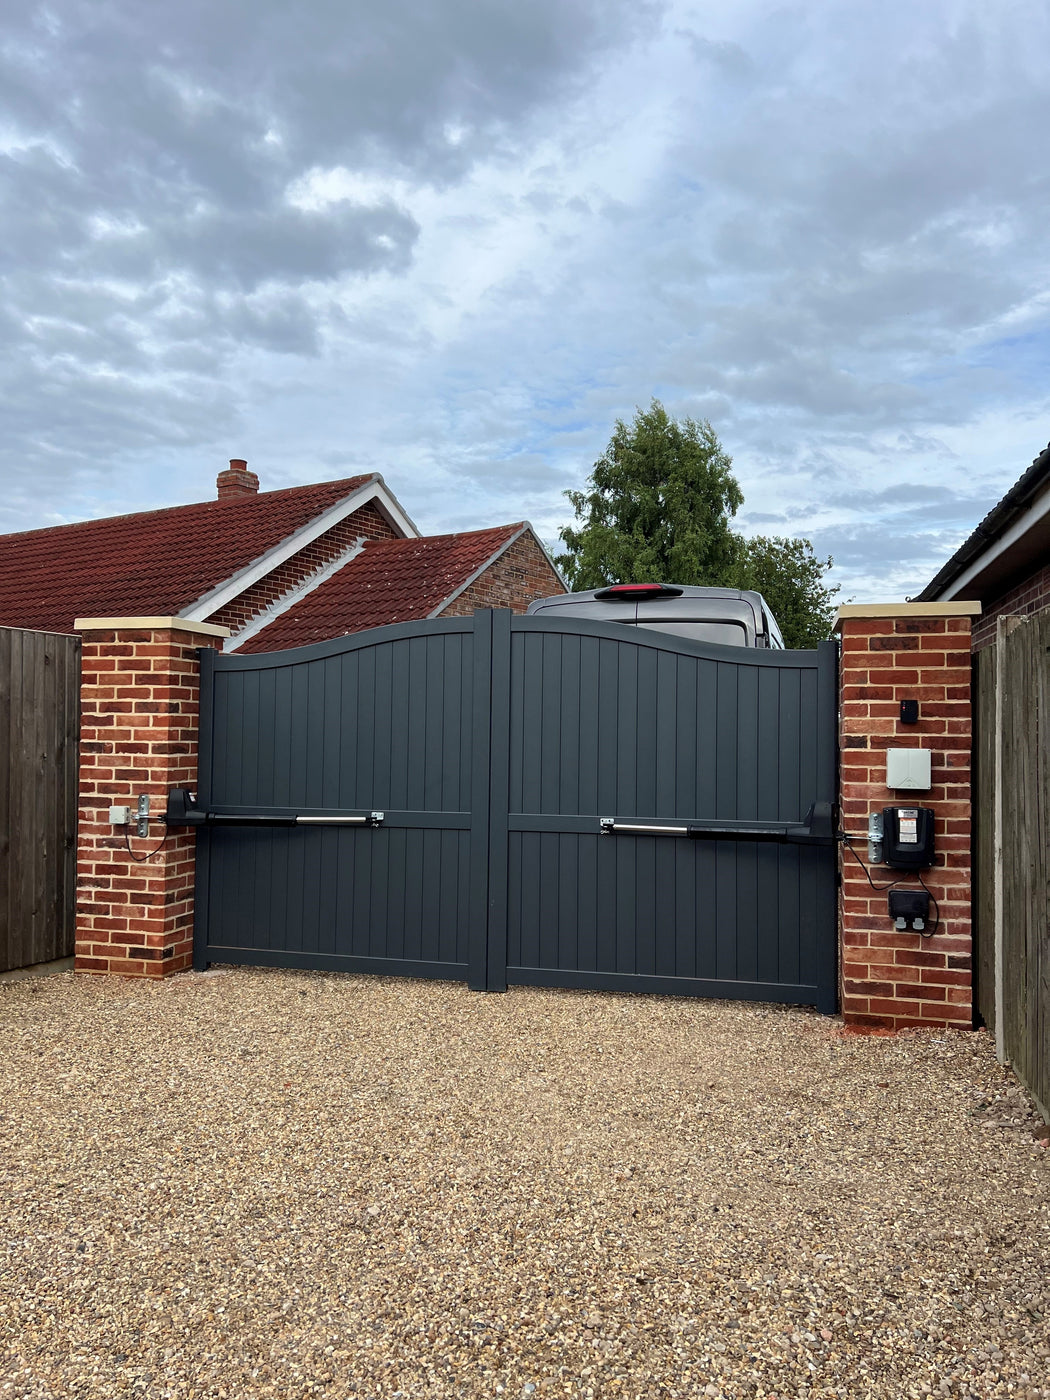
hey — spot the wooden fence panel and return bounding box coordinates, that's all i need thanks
[1037,616,1050,1122]
[1001,623,1028,1093]
[1014,608,1050,1120]
[980,608,1050,1121]
[0,627,80,974]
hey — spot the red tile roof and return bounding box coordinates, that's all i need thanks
[236,524,525,653]
[0,476,375,634]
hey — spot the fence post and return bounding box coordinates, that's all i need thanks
[993,615,1006,1061]
[73,617,229,977]
[836,602,981,1030]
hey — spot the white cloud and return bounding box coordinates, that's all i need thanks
[1,0,1048,607]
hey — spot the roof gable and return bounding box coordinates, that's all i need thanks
[0,474,418,634]
[179,475,418,621]
[234,524,527,653]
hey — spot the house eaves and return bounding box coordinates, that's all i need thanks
[915,442,1050,603]
[179,474,421,623]
[223,536,368,652]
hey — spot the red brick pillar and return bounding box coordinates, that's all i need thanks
[836,603,981,1029]
[73,617,229,977]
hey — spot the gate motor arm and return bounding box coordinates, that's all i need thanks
[599,801,835,845]
[162,788,385,828]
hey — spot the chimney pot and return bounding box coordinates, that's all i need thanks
[217,459,260,500]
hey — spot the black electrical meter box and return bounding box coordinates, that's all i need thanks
[882,806,935,869]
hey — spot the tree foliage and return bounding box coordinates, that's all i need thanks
[729,534,837,649]
[556,400,838,649]
[555,401,743,591]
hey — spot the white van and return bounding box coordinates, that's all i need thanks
[526,583,785,648]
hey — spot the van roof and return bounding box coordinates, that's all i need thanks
[529,585,769,608]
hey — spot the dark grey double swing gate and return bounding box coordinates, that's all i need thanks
[193,611,838,1011]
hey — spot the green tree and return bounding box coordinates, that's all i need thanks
[556,400,838,649]
[555,400,743,590]
[730,534,837,649]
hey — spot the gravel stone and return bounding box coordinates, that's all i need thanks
[1,968,1048,1398]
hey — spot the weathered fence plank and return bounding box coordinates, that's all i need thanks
[0,627,80,974]
[978,608,1050,1120]
[1038,617,1050,1122]
[974,645,997,1032]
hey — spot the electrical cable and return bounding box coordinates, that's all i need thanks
[916,869,940,939]
[840,831,940,937]
[122,823,170,863]
[840,832,905,891]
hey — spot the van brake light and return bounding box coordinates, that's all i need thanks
[594,583,684,601]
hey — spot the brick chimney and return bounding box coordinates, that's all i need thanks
[217,458,260,500]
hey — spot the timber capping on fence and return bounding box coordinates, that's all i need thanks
[0,626,81,975]
[975,606,1050,1122]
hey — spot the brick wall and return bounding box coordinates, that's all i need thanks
[73,618,228,977]
[970,561,1050,651]
[208,502,399,635]
[439,531,564,616]
[837,605,980,1030]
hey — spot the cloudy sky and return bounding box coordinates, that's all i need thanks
[3,0,1049,599]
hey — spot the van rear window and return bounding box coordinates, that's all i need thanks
[633,619,749,645]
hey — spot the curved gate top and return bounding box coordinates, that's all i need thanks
[193,610,838,1011]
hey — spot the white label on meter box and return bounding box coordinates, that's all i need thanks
[898,809,919,844]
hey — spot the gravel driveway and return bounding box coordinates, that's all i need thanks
[2,968,1048,1400]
